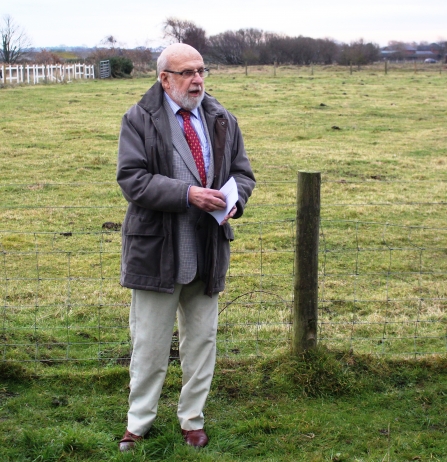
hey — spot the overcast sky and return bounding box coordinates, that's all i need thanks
[4,0,447,49]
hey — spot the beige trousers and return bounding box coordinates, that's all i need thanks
[127,280,219,436]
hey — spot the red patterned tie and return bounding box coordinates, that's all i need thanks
[178,109,207,187]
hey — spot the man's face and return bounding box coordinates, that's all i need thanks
[161,55,205,111]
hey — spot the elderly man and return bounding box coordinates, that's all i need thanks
[116,43,255,451]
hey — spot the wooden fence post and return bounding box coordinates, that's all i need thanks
[292,171,321,354]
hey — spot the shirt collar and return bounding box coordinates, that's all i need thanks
[164,92,200,119]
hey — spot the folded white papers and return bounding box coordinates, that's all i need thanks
[208,177,238,225]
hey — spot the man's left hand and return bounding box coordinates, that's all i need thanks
[220,205,237,225]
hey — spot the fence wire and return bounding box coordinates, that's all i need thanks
[318,220,447,356]
[1,180,446,372]
[1,219,446,372]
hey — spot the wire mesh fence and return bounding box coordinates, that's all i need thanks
[1,180,446,372]
[318,220,447,356]
[209,61,447,78]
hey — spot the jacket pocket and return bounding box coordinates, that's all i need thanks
[222,222,234,241]
[123,213,165,278]
[124,212,163,236]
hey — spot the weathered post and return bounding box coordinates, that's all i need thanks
[245,62,248,76]
[292,171,321,354]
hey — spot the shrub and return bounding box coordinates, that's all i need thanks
[108,56,133,77]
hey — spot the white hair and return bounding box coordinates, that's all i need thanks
[157,53,169,81]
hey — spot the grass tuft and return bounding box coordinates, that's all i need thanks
[0,361,30,380]
[214,348,447,400]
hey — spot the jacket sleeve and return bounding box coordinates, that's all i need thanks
[229,120,256,219]
[117,105,190,213]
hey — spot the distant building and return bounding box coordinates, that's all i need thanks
[380,43,443,61]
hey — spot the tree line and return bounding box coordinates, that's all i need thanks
[162,18,380,65]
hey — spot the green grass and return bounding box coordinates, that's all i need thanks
[1,349,447,461]
[1,63,447,460]
[1,64,446,361]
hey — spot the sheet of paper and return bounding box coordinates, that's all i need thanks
[208,177,238,225]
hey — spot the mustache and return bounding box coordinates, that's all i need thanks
[189,85,203,91]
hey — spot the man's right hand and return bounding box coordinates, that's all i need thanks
[188,186,227,212]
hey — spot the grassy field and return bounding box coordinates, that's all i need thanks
[1,63,446,362]
[1,63,447,460]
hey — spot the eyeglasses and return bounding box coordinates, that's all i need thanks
[164,68,209,79]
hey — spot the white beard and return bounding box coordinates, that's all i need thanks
[171,84,205,111]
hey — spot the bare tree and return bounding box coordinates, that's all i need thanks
[257,34,338,65]
[183,25,207,54]
[238,28,264,64]
[291,36,317,65]
[0,15,32,63]
[163,17,190,43]
[314,38,338,65]
[162,17,207,53]
[338,39,380,65]
[207,30,246,64]
[259,33,291,64]
[100,35,119,50]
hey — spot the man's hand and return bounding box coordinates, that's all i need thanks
[188,186,226,212]
[220,205,237,225]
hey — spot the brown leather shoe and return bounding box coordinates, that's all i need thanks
[181,428,209,448]
[119,429,143,452]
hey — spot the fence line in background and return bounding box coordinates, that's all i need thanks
[0,63,95,85]
[211,61,446,77]
[1,61,445,87]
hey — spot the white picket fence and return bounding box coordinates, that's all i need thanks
[0,63,95,85]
